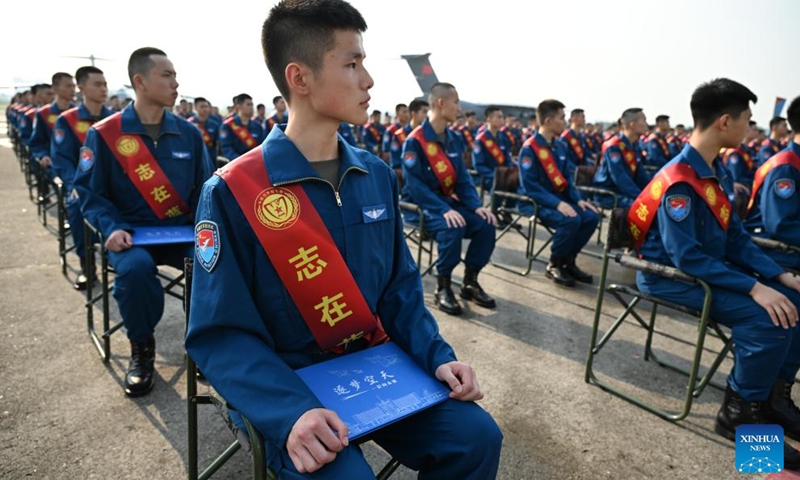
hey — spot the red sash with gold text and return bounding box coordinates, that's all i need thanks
[476,131,507,166]
[721,145,754,172]
[561,129,585,162]
[748,150,800,211]
[628,162,731,250]
[190,118,214,148]
[224,117,257,149]
[410,127,458,196]
[95,114,190,220]
[62,108,93,144]
[524,137,568,193]
[37,104,58,133]
[602,136,638,174]
[216,148,387,352]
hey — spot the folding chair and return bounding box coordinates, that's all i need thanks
[584,208,732,422]
[489,165,547,276]
[572,165,618,246]
[184,259,401,480]
[52,177,81,283]
[394,168,434,276]
[35,165,61,235]
[83,219,185,362]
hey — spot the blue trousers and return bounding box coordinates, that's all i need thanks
[267,399,503,480]
[424,204,496,277]
[67,197,86,260]
[638,274,800,401]
[107,244,192,343]
[536,203,599,259]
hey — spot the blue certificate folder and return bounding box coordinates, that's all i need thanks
[131,226,194,246]
[295,342,451,440]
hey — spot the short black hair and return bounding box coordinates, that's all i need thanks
[109,95,118,101]
[786,97,800,132]
[620,108,643,128]
[370,110,381,117]
[769,116,786,129]
[428,82,456,106]
[52,72,72,86]
[194,97,209,106]
[272,95,283,106]
[570,108,584,118]
[464,110,476,119]
[537,99,566,124]
[262,0,367,100]
[409,99,429,114]
[234,93,252,105]
[256,103,266,110]
[31,83,51,95]
[675,123,685,129]
[484,106,501,119]
[128,47,167,85]
[75,66,103,85]
[395,103,407,114]
[656,114,670,124]
[690,78,757,131]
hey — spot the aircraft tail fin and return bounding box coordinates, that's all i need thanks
[401,54,439,95]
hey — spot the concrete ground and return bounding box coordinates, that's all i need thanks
[0,121,792,480]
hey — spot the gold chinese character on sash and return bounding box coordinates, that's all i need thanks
[720,204,730,225]
[435,160,448,173]
[547,164,555,174]
[636,203,649,221]
[150,185,171,203]
[315,293,353,327]
[135,163,156,181]
[165,206,183,218]
[288,245,328,282]
[553,177,563,186]
[630,223,641,240]
[443,176,453,187]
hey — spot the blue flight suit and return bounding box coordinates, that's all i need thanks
[51,104,114,262]
[188,115,221,160]
[593,134,651,208]
[745,142,800,269]
[220,114,265,160]
[361,122,385,156]
[264,112,289,134]
[517,132,599,260]
[74,105,213,342]
[473,128,514,209]
[29,101,74,161]
[389,124,412,170]
[722,144,756,189]
[402,119,496,278]
[644,132,671,168]
[382,122,402,153]
[19,107,36,147]
[338,122,357,147]
[637,145,800,401]
[758,138,783,166]
[560,128,590,166]
[186,126,502,480]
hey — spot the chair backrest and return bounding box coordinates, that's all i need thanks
[574,165,598,187]
[606,207,635,251]
[493,165,520,193]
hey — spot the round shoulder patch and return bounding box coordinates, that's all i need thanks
[665,194,690,222]
[403,151,417,168]
[775,179,795,199]
[608,150,622,163]
[78,147,94,172]
[219,127,228,139]
[54,129,65,145]
[520,156,533,170]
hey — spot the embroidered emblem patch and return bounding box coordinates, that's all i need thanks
[775,179,795,199]
[520,156,533,170]
[54,129,65,145]
[78,147,94,171]
[362,204,387,223]
[195,221,220,272]
[609,152,621,162]
[666,195,690,222]
[403,151,417,168]
[254,187,300,230]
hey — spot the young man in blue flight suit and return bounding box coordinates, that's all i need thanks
[403,83,498,317]
[720,119,759,214]
[360,109,384,156]
[473,106,514,212]
[644,114,672,169]
[30,74,75,203]
[632,79,800,467]
[518,100,599,287]
[51,66,114,290]
[74,47,213,397]
[593,108,651,208]
[264,95,289,134]
[381,103,408,163]
[389,99,427,170]
[220,93,265,160]
[759,116,789,166]
[185,2,502,478]
[21,84,54,199]
[188,97,220,161]
[560,108,591,166]
[745,96,800,270]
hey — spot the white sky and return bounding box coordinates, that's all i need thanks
[1,0,798,126]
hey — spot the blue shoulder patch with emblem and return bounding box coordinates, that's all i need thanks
[665,195,690,222]
[520,156,533,170]
[403,151,416,168]
[195,221,220,272]
[78,147,94,171]
[54,129,65,145]
[219,128,228,139]
[775,179,795,199]
[609,151,622,163]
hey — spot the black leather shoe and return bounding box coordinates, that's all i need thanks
[545,260,576,287]
[765,378,800,441]
[125,336,156,397]
[715,385,766,440]
[435,275,463,315]
[460,269,496,308]
[565,257,593,284]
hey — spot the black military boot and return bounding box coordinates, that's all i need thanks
[73,256,93,291]
[125,336,156,397]
[565,255,593,284]
[545,257,575,287]
[460,269,497,309]
[435,275,462,315]
[764,378,800,441]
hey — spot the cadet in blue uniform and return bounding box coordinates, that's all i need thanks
[30,73,75,170]
[220,93,265,160]
[560,108,591,166]
[74,48,213,397]
[51,66,113,290]
[634,79,800,467]
[403,83,498,316]
[518,100,599,287]
[644,114,672,168]
[759,116,789,166]
[389,99,427,170]
[360,109,384,156]
[745,96,800,269]
[473,106,514,211]
[186,3,502,478]
[188,97,220,161]
[593,108,651,207]
[264,95,289,134]
[381,103,408,163]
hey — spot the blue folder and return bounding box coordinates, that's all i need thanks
[295,342,451,440]
[131,225,194,246]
